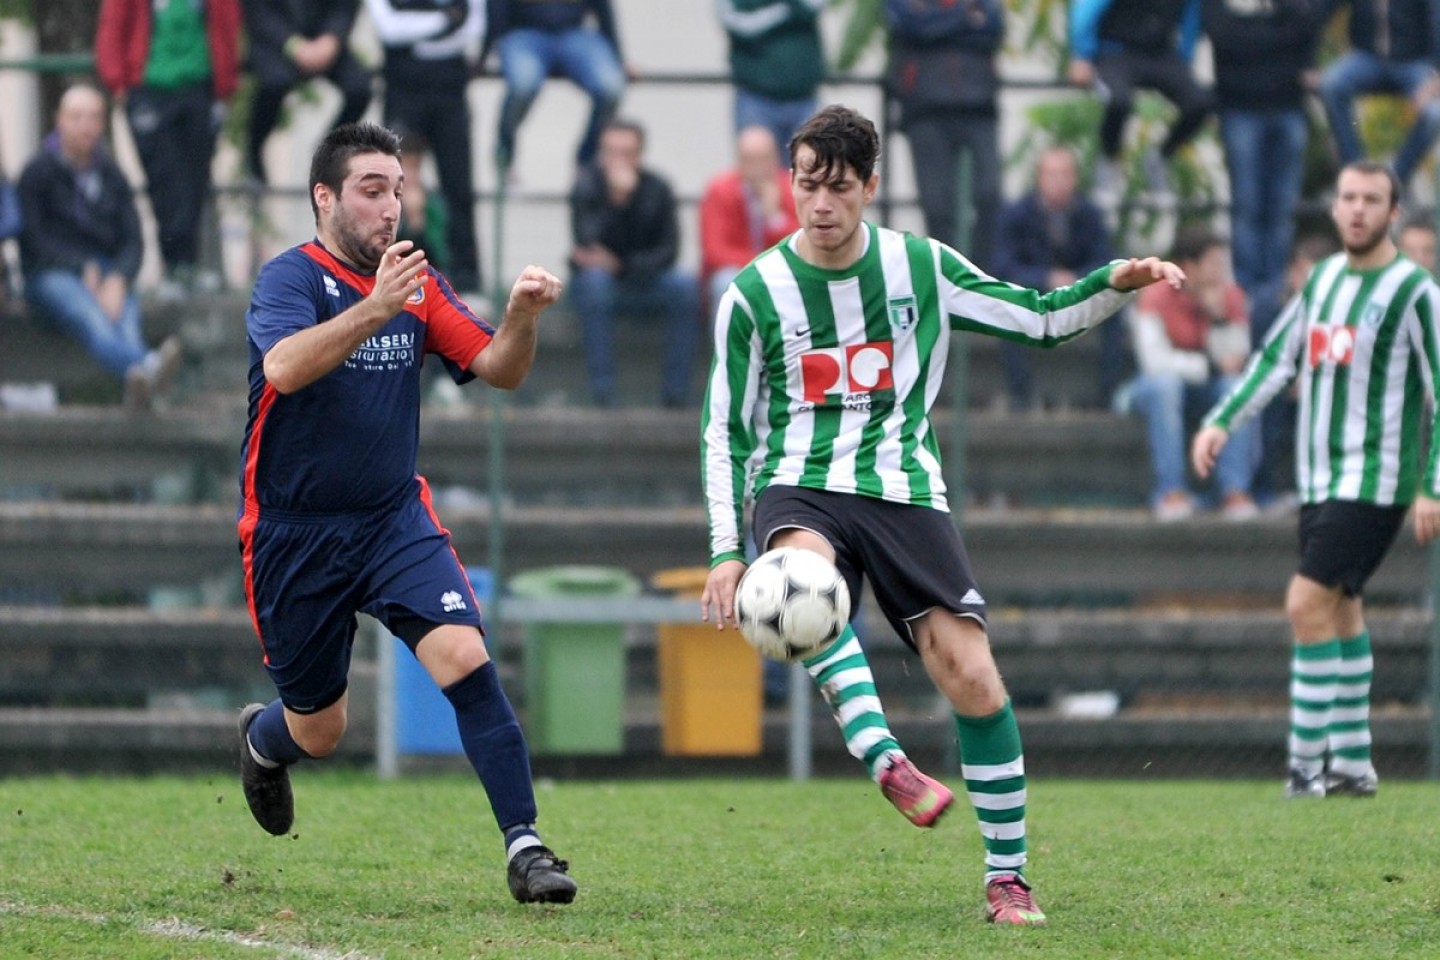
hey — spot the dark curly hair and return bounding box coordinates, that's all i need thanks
[789,105,880,185]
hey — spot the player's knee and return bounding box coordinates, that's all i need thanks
[291,709,347,758]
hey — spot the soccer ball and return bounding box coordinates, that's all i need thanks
[734,547,850,662]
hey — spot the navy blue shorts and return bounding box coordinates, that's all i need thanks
[239,484,482,713]
[752,484,986,649]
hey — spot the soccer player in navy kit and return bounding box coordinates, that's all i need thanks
[236,122,576,904]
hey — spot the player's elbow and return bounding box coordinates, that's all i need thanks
[262,354,308,395]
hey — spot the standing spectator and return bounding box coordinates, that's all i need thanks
[991,144,1120,409]
[1119,227,1259,519]
[885,0,1004,267]
[366,0,484,293]
[1192,161,1440,799]
[568,118,700,408]
[716,0,826,165]
[1399,213,1438,272]
[236,121,577,903]
[1068,0,1214,200]
[699,125,798,313]
[18,84,181,411]
[243,0,372,185]
[483,0,627,175]
[1203,0,1330,338]
[1319,1,1440,190]
[95,0,241,295]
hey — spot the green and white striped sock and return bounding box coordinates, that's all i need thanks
[1329,632,1373,778]
[1289,639,1340,778]
[803,626,904,781]
[955,700,1027,882]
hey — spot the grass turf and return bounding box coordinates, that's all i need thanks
[2,773,1438,958]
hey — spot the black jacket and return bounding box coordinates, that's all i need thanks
[569,165,679,281]
[1202,0,1332,111]
[17,136,143,281]
[1342,0,1440,64]
[244,0,361,74]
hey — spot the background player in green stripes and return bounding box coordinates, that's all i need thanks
[1192,161,1440,799]
[699,104,1184,925]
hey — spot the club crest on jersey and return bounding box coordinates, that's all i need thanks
[799,342,894,408]
[887,295,918,334]
[1361,302,1384,328]
[1309,323,1355,368]
[407,283,425,305]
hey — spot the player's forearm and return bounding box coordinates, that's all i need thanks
[470,312,539,389]
[263,299,392,393]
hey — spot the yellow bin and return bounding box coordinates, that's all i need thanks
[653,567,762,756]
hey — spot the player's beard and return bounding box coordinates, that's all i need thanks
[1342,218,1391,259]
[331,204,392,271]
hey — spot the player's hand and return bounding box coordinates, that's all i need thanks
[1067,59,1095,88]
[701,559,747,630]
[1413,494,1440,544]
[1110,257,1186,292]
[370,240,428,314]
[1190,425,1229,479]
[505,265,563,323]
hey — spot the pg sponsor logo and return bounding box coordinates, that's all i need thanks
[1309,323,1356,368]
[798,341,894,409]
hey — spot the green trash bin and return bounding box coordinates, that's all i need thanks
[509,565,641,755]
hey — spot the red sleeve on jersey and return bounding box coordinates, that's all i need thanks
[420,269,495,370]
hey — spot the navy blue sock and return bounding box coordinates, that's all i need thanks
[442,662,540,844]
[246,699,309,766]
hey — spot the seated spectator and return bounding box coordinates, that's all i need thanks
[699,125,798,313]
[395,129,452,276]
[1068,0,1213,201]
[243,0,372,185]
[366,0,484,293]
[884,0,1004,267]
[17,84,181,411]
[568,118,700,408]
[717,0,825,165]
[1399,214,1438,273]
[1116,227,1258,520]
[96,0,240,296]
[1319,0,1440,191]
[990,144,1121,409]
[484,0,627,175]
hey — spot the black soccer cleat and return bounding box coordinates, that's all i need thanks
[1325,768,1378,798]
[238,703,295,836]
[507,845,578,904]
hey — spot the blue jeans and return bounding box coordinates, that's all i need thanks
[734,88,819,168]
[1126,372,1258,504]
[1320,51,1440,184]
[497,28,626,167]
[1220,108,1307,334]
[25,269,147,378]
[569,266,701,406]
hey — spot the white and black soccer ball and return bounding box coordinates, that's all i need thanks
[734,547,850,662]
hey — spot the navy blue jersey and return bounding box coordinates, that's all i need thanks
[239,240,494,516]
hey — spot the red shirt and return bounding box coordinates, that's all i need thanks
[699,167,798,281]
[1136,279,1248,351]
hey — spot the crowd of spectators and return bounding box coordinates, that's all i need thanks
[1,0,1439,523]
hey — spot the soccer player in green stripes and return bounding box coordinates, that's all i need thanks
[698,104,1185,926]
[1192,160,1440,799]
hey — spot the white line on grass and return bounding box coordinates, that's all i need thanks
[0,899,374,960]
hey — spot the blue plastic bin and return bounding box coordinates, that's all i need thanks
[393,567,494,755]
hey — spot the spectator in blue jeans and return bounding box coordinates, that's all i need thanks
[1203,0,1328,339]
[717,0,826,166]
[1319,0,1440,190]
[484,0,627,174]
[1117,228,1259,520]
[17,85,180,411]
[568,119,699,407]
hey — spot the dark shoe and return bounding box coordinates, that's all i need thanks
[238,703,294,836]
[1284,766,1326,799]
[1325,767,1378,798]
[507,845,578,904]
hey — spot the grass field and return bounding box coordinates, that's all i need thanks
[2,772,1438,959]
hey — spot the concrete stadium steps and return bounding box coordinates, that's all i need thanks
[0,403,1153,509]
[0,605,1429,775]
[0,500,1428,606]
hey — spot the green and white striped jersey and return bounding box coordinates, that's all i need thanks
[1204,252,1440,506]
[701,222,1134,565]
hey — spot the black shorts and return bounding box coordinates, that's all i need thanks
[752,484,985,648]
[1297,500,1409,597]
